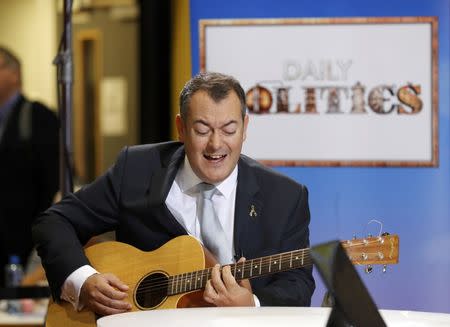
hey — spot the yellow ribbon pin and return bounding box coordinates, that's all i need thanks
[249,205,257,217]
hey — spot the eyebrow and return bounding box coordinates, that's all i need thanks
[193,119,238,128]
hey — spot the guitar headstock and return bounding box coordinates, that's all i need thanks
[341,234,399,266]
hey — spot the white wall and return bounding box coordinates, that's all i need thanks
[0,0,57,109]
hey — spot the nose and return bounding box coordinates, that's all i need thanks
[207,130,221,151]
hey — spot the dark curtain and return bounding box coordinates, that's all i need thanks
[139,1,172,144]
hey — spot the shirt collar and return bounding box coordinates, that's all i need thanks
[176,155,238,199]
[0,91,20,123]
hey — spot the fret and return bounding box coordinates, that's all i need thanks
[280,254,285,271]
[250,259,254,277]
[186,272,191,291]
[179,273,183,293]
[245,262,251,279]
[188,272,191,291]
[241,260,245,279]
[182,273,187,293]
[204,268,210,285]
[200,270,204,288]
[177,273,181,293]
[272,257,278,272]
[285,253,292,270]
[301,250,304,266]
[194,270,198,289]
[200,269,205,287]
[190,272,194,291]
[268,255,272,273]
[175,274,179,294]
[290,251,293,268]
[182,273,185,293]
[259,257,262,275]
[236,264,242,279]
[294,252,299,268]
[232,264,237,279]
[278,254,282,271]
[178,273,182,293]
[260,257,268,275]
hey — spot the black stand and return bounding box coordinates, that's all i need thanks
[0,286,50,300]
[310,241,386,327]
[53,0,74,196]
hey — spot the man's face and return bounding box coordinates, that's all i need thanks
[176,90,249,184]
[0,56,19,104]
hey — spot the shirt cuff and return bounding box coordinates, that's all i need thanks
[253,294,261,307]
[60,265,98,310]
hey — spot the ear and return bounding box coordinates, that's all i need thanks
[11,70,20,86]
[175,114,185,142]
[242,114,249,142]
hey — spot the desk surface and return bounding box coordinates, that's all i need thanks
[0,311,44,327]
[97,307,450,327]
[0,299,47,327]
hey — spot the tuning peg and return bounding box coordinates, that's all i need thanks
[382,264,387,273]
[365,265,373,274]
[381,232,390,236]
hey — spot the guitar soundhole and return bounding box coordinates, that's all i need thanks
[135,272,169,309]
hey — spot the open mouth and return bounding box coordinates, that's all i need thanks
[204,154,227,162]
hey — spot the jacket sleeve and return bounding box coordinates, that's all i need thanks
[32,147,129,300]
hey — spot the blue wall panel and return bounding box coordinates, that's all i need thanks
[190,0,450,313]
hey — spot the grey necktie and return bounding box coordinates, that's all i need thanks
[198,183,229,264]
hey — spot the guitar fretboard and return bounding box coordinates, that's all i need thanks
[167,248,311,295]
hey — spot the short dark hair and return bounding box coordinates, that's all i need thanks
[179,72,246,120]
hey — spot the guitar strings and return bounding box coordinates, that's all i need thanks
[127,237,391,296]
[134,236,392,295]
[135,255,315,295]
[136,259,316,296]
[136,250,312,288]
[135,248,386,296]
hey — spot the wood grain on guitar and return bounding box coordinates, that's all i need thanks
[45,234,399,327]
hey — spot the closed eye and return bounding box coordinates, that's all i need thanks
[223,129,236,135]
[222,121,238,135]
[195,129,209,136]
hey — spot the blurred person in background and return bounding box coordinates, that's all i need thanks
[0,46,59,287]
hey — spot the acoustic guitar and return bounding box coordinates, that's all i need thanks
[45,234,399,327]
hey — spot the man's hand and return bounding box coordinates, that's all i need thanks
[79,273,131,316]
[203,258,255,307]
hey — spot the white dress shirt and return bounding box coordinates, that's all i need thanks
[166,156,237,264]
[61,156,259,309]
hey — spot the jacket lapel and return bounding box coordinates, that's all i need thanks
[0,95,25,147]
[148,145,185,207]
[233,156,263,259]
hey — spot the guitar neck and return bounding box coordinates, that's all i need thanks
[168,248,310,295]
[167,234,399,296]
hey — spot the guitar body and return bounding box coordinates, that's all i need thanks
[45,235,210,327]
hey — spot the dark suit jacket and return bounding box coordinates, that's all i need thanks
[0,94,59,286]
[33,142,315,305]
